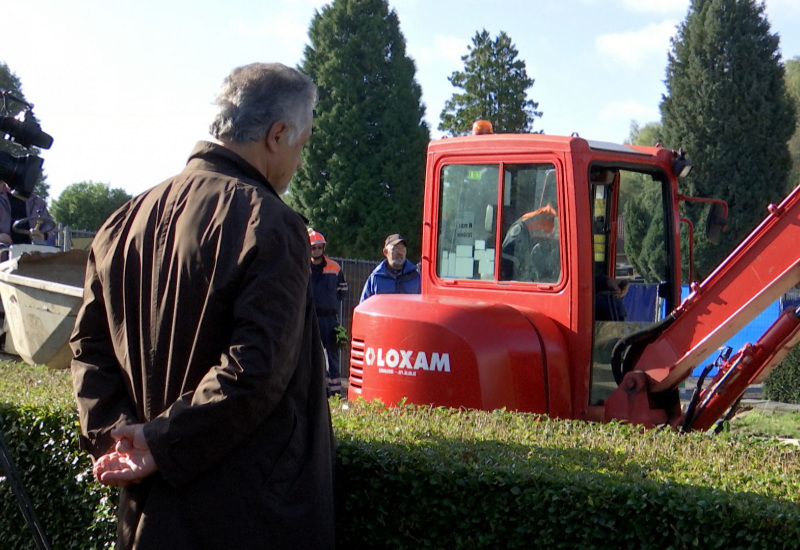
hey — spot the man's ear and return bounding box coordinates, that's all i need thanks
[265,121,290,152]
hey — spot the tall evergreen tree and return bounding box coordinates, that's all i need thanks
[622,122,669,282]
[785,56,800,187]
[0,62,50,199]
[289,0,430,260]
[439,30,542,136]
[660,0,795,280]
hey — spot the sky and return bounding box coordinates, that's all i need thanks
[3,0,800,201]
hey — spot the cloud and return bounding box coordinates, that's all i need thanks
[391,0,423,10]
[620,0,797,18]
[765,0,800,14]
[596,21,678,69]
[598,100,659,125]
[229,0,328,40]
[619,0,689,14]
[409,35,468,70]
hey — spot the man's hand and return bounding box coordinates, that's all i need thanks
[93,424,158,487]
[604,277,629,298]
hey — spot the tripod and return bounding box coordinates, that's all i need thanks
[0,413,52,550]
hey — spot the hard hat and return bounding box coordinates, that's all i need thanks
[472,120,493,135]
[308,228,326,246]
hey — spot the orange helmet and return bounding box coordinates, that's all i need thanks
[308,228,326,246]
[472,120,493,135]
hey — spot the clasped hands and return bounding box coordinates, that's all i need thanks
[93,424,158,487]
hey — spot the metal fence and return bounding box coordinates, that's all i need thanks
[54,226,96,251]
[330,257,380,380]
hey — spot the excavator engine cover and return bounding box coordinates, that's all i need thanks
[350,294,549,413]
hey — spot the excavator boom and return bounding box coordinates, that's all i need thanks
[607,184,800,426]
[685,305,800,431]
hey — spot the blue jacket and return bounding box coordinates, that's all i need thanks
[360,259,421,302]
[0,190,55,245]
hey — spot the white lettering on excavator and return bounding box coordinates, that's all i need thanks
[365,347,451,373]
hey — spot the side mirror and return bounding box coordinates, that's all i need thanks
[705,202,727,245]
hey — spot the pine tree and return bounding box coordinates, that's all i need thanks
[288,0,430,260]
[785,57,800,187]
[660,0,795,280]
[439,30,542,136]
[622,122,669,281]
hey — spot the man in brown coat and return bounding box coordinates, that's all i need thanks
[70,63,334,549]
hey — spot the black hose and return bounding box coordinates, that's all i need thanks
[713,394,744,434]
[681,364,714,432]
[682,347,732,432]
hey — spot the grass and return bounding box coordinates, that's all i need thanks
[0,357,75,409]
[727,409,800,439]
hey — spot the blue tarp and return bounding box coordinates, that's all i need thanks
[620,283,785,376]
[680,285,782,376]
[623,284,660,323]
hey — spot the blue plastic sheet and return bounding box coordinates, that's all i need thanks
[680,285,782,376]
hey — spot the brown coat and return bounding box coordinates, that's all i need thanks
[70,142,335,549]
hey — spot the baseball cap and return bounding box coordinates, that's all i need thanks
[384,233,407,248]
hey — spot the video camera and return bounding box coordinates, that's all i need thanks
[0,90,53,200]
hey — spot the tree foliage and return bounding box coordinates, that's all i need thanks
[621,122,672,282]
[786,56,800,187]
[0,61,50,199]
[764,344,800,404]
[622,121,665,203]
[439,30,542,136]
[288,0,430,260]
[659,0,795,280]
[50,181,131,231]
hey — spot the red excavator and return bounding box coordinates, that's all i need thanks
[348,123,800,431]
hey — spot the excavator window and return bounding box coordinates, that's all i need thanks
[499,166,560,283]
[437,164,501,280]
[436,163,561,284]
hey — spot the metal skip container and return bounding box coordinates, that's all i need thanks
[0,249,88,369]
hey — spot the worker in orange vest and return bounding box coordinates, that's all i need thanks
[309,229,348,396]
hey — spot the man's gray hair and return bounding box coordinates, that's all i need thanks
[209,63,317,145]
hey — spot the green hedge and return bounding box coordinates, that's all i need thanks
[333,401,800,549]
[0,362,117,549]
[765,345,800,404]
[2,363,800,549]
[0,405,117,550]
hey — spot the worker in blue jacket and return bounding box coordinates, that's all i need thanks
[359,233,421,302]
[309,229,348,396]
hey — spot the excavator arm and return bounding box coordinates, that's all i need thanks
[683,305,800,431]
[605,184,800,429]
